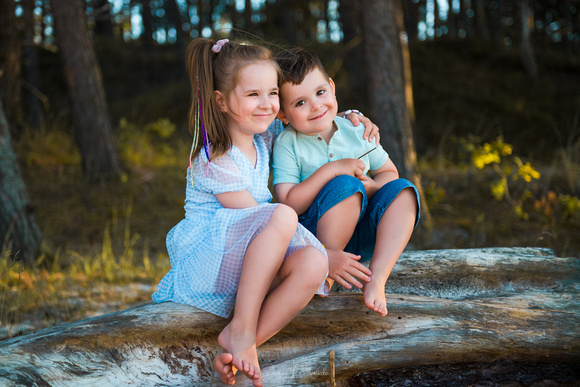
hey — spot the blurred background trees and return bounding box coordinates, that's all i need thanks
[1,0,579,262]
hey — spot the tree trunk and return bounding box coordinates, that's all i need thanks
[473,0,490,42]
[51,0,122,182]
[0,0,22,136]
[93,0,114,38]
[197,0,204,36]
[245,0,252,32]
[140,0,154,48]
[361,0,431,228]
[0,101,42,264]
[518,0,539,80]
[21,0,46,131]
[0,248,577,385]
[166,0,186,66]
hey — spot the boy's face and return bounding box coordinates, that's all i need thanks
[277,68,338,136]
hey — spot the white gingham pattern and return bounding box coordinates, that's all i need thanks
[153,121,327,318]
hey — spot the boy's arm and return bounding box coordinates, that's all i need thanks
[362,158,400,198]
[275,159,367,215]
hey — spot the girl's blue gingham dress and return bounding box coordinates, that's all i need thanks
[152,121,328,318]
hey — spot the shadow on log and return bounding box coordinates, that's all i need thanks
[0,248,578,386]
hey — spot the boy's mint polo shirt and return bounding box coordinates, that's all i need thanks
[273,116,389,185]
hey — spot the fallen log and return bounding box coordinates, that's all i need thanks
[0,247,578,386]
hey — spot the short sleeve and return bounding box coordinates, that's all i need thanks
[191,150,251,194]
[272,130,301,185]
[368,141,389,171]
[258,119,285,153]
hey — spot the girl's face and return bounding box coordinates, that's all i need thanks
[216,61,280,140]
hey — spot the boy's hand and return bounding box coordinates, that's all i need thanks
[358,175,380,198]
[332,158,366,179]
[326,249,372,290]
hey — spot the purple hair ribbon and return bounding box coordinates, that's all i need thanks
[197,76,211,176]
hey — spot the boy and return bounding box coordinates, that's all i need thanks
[272,48,420,316]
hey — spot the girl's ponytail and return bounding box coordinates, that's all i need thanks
[186,38,230,161]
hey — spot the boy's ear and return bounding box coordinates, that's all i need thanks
[329,77,336,94]
[277,110,290,125]
[214,90,227,112]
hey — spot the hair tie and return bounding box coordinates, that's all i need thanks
[211,39,229,53]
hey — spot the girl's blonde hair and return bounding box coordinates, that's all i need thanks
[186,38,278,160]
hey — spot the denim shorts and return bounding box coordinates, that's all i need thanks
[298,175,421,260]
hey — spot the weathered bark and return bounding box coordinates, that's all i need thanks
[0,101,42,263]
[0,248,577,386]
[51,0,122,182]
[361,0,432,228]
[0,0,22,135]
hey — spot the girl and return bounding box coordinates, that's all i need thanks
[152,38,329,386]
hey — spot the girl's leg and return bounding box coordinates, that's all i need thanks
[215,246,327,385]
[255,245,327,345]
[216,204,298,386]
[364,187,417,316]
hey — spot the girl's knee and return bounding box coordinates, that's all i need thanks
[271,204,298,237]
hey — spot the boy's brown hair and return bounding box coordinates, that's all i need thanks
[274,48,330,95]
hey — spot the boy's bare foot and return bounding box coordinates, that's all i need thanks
[218,323,263,386]
[363,279,388,317]
[213,352,235,385]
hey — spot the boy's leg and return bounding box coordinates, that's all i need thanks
[357,179,419,316]
[216,204,298,386]
[300,175,372,291]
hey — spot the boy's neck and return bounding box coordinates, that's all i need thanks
[318,121,337,144]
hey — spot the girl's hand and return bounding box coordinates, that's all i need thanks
[341,110,381,144]
[326,249,372,289]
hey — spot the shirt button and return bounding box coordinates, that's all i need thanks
[318,136,322,141]
[329,153,334,158]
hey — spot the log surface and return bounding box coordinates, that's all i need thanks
[0,247,578,386]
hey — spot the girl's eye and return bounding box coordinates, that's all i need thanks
[295,100,305,107]
[249,92,258,96]
[270,90,278,96]
[317,89,326,96]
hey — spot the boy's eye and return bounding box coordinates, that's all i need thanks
[249,92,258,96]
[317,89,326,96]
[270,90,278,96]
[295,100,305,107]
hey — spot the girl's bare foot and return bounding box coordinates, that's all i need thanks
[363,279,388,317]
[218,323,263,386]
[213,352,235,385]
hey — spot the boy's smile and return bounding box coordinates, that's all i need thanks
[278,68,338,139]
